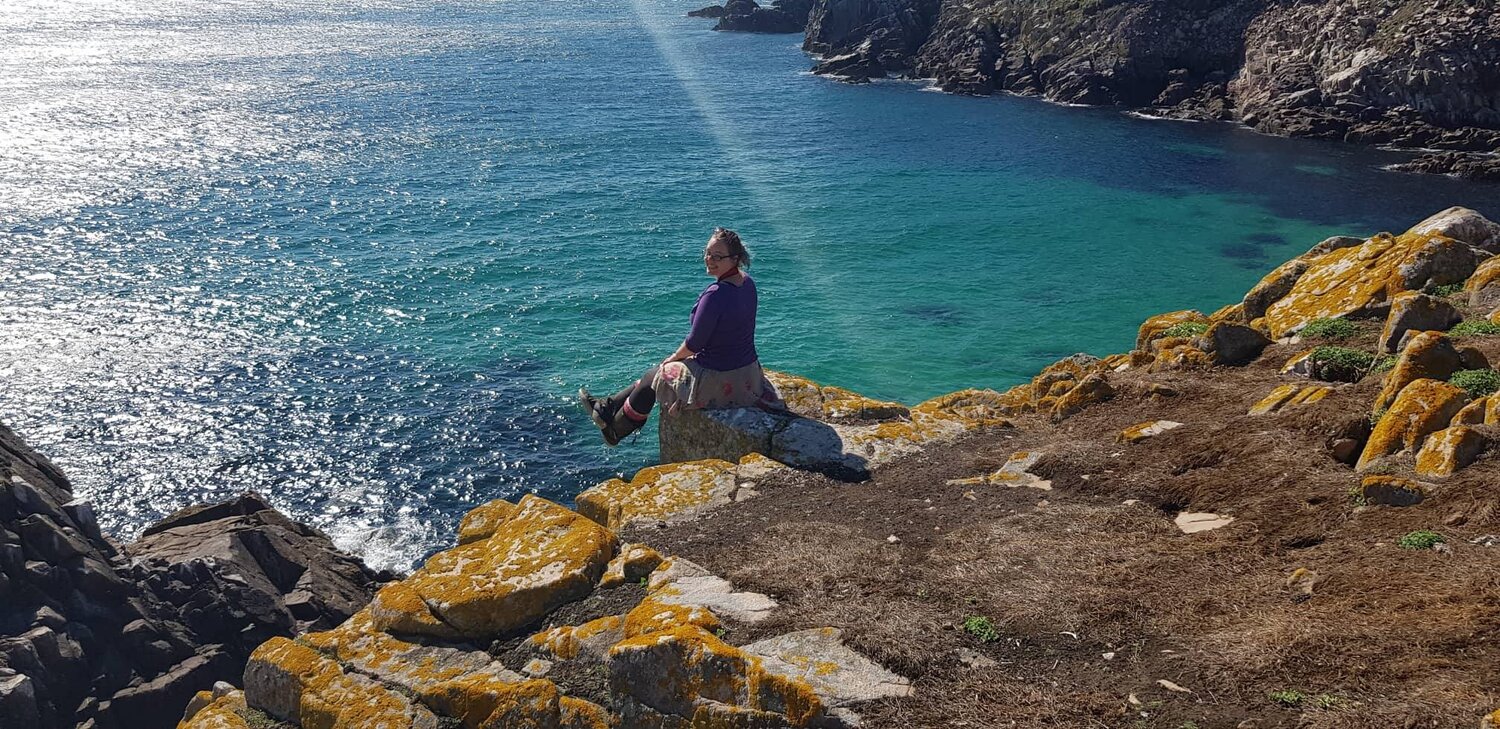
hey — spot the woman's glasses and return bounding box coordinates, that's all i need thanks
[703,251,734,261]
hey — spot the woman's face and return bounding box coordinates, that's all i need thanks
[703,237,737,278]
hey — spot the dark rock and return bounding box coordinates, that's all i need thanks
[104,647,236,729]
[1,423,385,729]
[0,668,42,729]
[688,5,725,18]
[715,0,811,33]
[1390,152,1500,181]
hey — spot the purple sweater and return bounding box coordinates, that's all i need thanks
[684,274,758,371]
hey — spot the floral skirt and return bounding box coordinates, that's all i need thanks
[653,358,783,414]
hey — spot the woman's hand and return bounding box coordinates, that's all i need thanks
[661,341,696,368]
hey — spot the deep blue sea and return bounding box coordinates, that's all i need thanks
[5,0,1500,570]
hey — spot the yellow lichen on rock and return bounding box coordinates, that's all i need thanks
[1242,259,1309,320]
[1049,372,1115,422]
[529,615,625,661]
[1135,310,1208,351]
[910,388,1019,425]
[1120,420,1184,444]
[1357,475,1427,507]
[368,581,464,640]
[370,495,616,640]
[1209,302,1246,325]
[1465,255,1500,308]
[607,625,821,727]
[1262,231,1480,338]
[1149,344,1214,372]
[1247,383,1331,416]
[178,691,248,729]
[418,674,560,729]
[559,697,612,729]
[1374,331,1465,410]
[1414,425,1485,478]
[624,591,722,639]
[243,637,437,729]
[1452,396,1489,425]
[599,542,665,589]
[1358,379,1470,471]
[575,459,738,531]
[1482,708,1500,729]
[1249,384,1300,415]
[764,370,909,420]
[457,499,518,545]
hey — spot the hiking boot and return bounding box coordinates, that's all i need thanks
[579,387,646,446]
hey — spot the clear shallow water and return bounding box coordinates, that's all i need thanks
[5,0,1500,571]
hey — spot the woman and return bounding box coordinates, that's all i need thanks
[579,227,780,445]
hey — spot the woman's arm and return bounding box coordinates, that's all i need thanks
[661,341,696,366]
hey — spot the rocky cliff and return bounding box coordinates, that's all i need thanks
[163,206,1500,728]
[796,0,1500,178]
[0,427,387,729]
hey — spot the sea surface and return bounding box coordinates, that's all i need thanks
[5,0,1500,570]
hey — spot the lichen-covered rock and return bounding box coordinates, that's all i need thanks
[1135,310,1208,352]
[766,371,910,421]
[600,543,665,589]
[457,499,518,545]
[1195,321,1271,365]
[1407,206,1500,254]
[1120,420,1184,444]
[418,674,562,729]
[1049,373,1114,422]
[1357,476,1426,507]
[643,557,776,625]
[301,609,524,697]
[1374,331,1465,410]
[576,459,740,531]
[243,637,440,728]
[1248,384,1331,415]
[607,626,821,727]
[1452,396,1490,425]
[740,627,912,708]
[1242,258,1309,320]
[1359,379,1470,471]
[178,687,247,729]
[1467,255,1500,311]
[1209,302,1246,325]
[1483,708,1500,729]
[1414,425,1485,478]
[1378,292,1461,353]
[1263,231,1483,339]
[369,495,615,640]
[1149,343,1215,372]
[530,616,627,662]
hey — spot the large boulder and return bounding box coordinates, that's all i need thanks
[1359,379,1470,471]
[1378,292,1461,353]
[1466,255,1500,311]
[367,495,615,640]
[1414,425,1486,478]
[1262,231,1483,339]
[1407,207,1500,254]
[1374,331,1465,411]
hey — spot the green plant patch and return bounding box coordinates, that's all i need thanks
[1449,369,1500,399]
[1301,317,1357,339]
[1160,321,1209,338]
[1450,320,1500,337]
[1371,354,1397,373]
[1398,530,1445,550]
[1427,282,1464,297]
[1309,346,1375,381]
[1269,689,1305,707]
[962,615,1001,643]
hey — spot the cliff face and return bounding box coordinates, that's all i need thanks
[801,0,1500,175]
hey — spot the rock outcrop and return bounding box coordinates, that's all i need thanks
[797,0,1500,171]
[700,0,816,33]
[176,491,907,729]
[0,424,384,729]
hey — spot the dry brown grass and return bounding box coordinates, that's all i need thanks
[631,325,1500,728]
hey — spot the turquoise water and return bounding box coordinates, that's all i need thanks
[5,0,1500,570]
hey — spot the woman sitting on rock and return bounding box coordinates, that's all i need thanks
[579,227,780,445]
